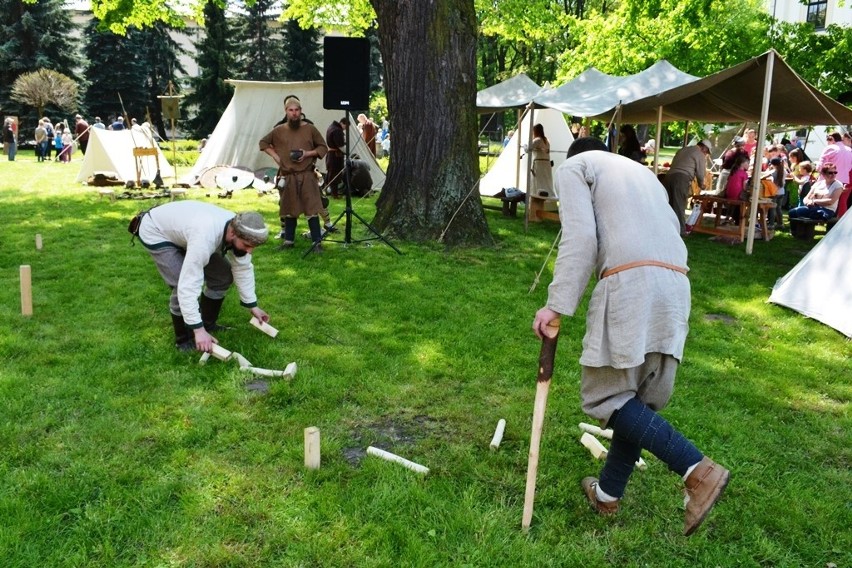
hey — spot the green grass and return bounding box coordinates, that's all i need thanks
[1,156,850,567]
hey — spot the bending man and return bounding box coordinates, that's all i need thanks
[532,138,729,536]
[137,200,271,352]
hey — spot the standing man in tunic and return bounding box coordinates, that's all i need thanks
[325,116,349,199]
[532,137,729,536]
[259,96,328,251]
[663,140,712,235]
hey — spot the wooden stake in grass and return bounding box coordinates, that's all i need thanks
[35,234,43,250]
[304,427,320,470]
[366,446,429,474]
[489,419,506,450]
[20,265,33,316]
[578,422,613,440]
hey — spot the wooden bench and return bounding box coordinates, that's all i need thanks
[528,195,560,222]
[169,188,187,201]
[689,195,776,242]
[97,189,116,202]
[482,190,526,218]
[789,216,838,240]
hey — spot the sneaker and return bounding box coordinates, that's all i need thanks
[581,477,619,515]
[277,241,295,250]
[683,457,730,536]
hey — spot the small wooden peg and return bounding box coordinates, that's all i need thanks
[304,427,320,470]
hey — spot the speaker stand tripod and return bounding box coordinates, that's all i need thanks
[304,132,402,257]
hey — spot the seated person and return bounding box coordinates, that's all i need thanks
[347,154,374,197]
[788,164,844,221]
[792,160,814,207]
[724,155,751,224]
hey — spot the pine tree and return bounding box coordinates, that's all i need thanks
[0,0,82,121]
[283,19,321,81]
[184,0,235,138]
[232,0,288,81]
[138,23,187,139]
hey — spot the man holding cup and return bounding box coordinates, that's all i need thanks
[259,96,328,251]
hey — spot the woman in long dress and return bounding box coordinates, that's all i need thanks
[529,123,553,198]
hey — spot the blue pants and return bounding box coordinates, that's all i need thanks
[788,205,836,221]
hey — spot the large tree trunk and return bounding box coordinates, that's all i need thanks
[371,0,492,247]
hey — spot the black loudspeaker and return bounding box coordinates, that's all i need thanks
[323,37,370,111]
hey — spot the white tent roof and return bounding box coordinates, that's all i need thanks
[534,61,698,118]
[479,107,574,196]
[476,73,548,112]
[182,80,385,188]
[768,213,852,338]
[75,127,174,183]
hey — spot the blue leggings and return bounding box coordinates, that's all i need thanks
[599,396,703,498]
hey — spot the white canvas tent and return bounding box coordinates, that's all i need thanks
[476,73,548,112]
[182,80,385,189]
[768,213,852,338]
[75,127,175,183]
[479,107,574,196]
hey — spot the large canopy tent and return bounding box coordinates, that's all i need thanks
[768,212,852,338]
[182,80,385,189]
[591,50,852,254]
[76,127,175,184]
[533,61,698,119]
[475,73,548,112]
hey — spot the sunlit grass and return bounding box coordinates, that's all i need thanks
[0,157,849,567]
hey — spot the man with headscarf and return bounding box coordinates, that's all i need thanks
[663,140,712,234]
[532,137,729,537]
[259,96,328,251]
[135,201,271,352]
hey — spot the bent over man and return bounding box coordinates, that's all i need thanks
[532,138,729,536]
[259,96,328,251]
[137,200,271,352]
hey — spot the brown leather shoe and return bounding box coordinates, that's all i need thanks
[683,457,730,536]
[581,477,619,515]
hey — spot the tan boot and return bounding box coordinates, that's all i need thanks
[683,457,730,535]
[581,477,619,515]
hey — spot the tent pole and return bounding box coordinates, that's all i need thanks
[524,103,535,233]
[515,109,522,189]
[654,106,663,175]
[746,50,776,255]
[682,121,690,147]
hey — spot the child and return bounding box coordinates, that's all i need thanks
[766,157,786,228]
[793,161,814,207]
[725,155,751,225]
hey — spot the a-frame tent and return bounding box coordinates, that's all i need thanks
[76,127,175,183]
[478,107,574,196]
[181,80,385,189]
[768,212,852,338]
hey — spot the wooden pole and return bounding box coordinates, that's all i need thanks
[20,265,33,316]
[304,427,321,470]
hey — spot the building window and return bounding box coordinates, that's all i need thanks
[806,0,827,29]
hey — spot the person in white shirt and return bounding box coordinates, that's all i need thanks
[135,201,271,352]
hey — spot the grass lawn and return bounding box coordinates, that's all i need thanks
[0,155,849,567]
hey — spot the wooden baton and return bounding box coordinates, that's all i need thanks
[521,317,561,532]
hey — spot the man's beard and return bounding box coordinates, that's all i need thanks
[228,239,250,257]
[287,118,301,129]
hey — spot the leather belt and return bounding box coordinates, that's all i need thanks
[600,260,688,279]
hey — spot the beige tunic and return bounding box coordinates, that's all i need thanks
[259,122,328,217]
[548,151,690,369]
[530,137,554,197]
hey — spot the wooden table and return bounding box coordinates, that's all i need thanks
[689,195,776,242]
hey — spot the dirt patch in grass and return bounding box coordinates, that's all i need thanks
[342,414,441,466]
[704,313,737,325]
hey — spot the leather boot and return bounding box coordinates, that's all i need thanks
[199,295,230,332]
[581,477,619,515]
[171,313,195,351]
[683,457,730,535]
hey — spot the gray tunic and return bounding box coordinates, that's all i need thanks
[547,151,691,368]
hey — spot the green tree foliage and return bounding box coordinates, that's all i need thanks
[772,21,852,101]
[560,0,772,79]
[232,0,288,81]
[11,68,79,118]
[184,0,235,139]
[83,19,185,137]
[283,18,321,81]
[0,0,82,119]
